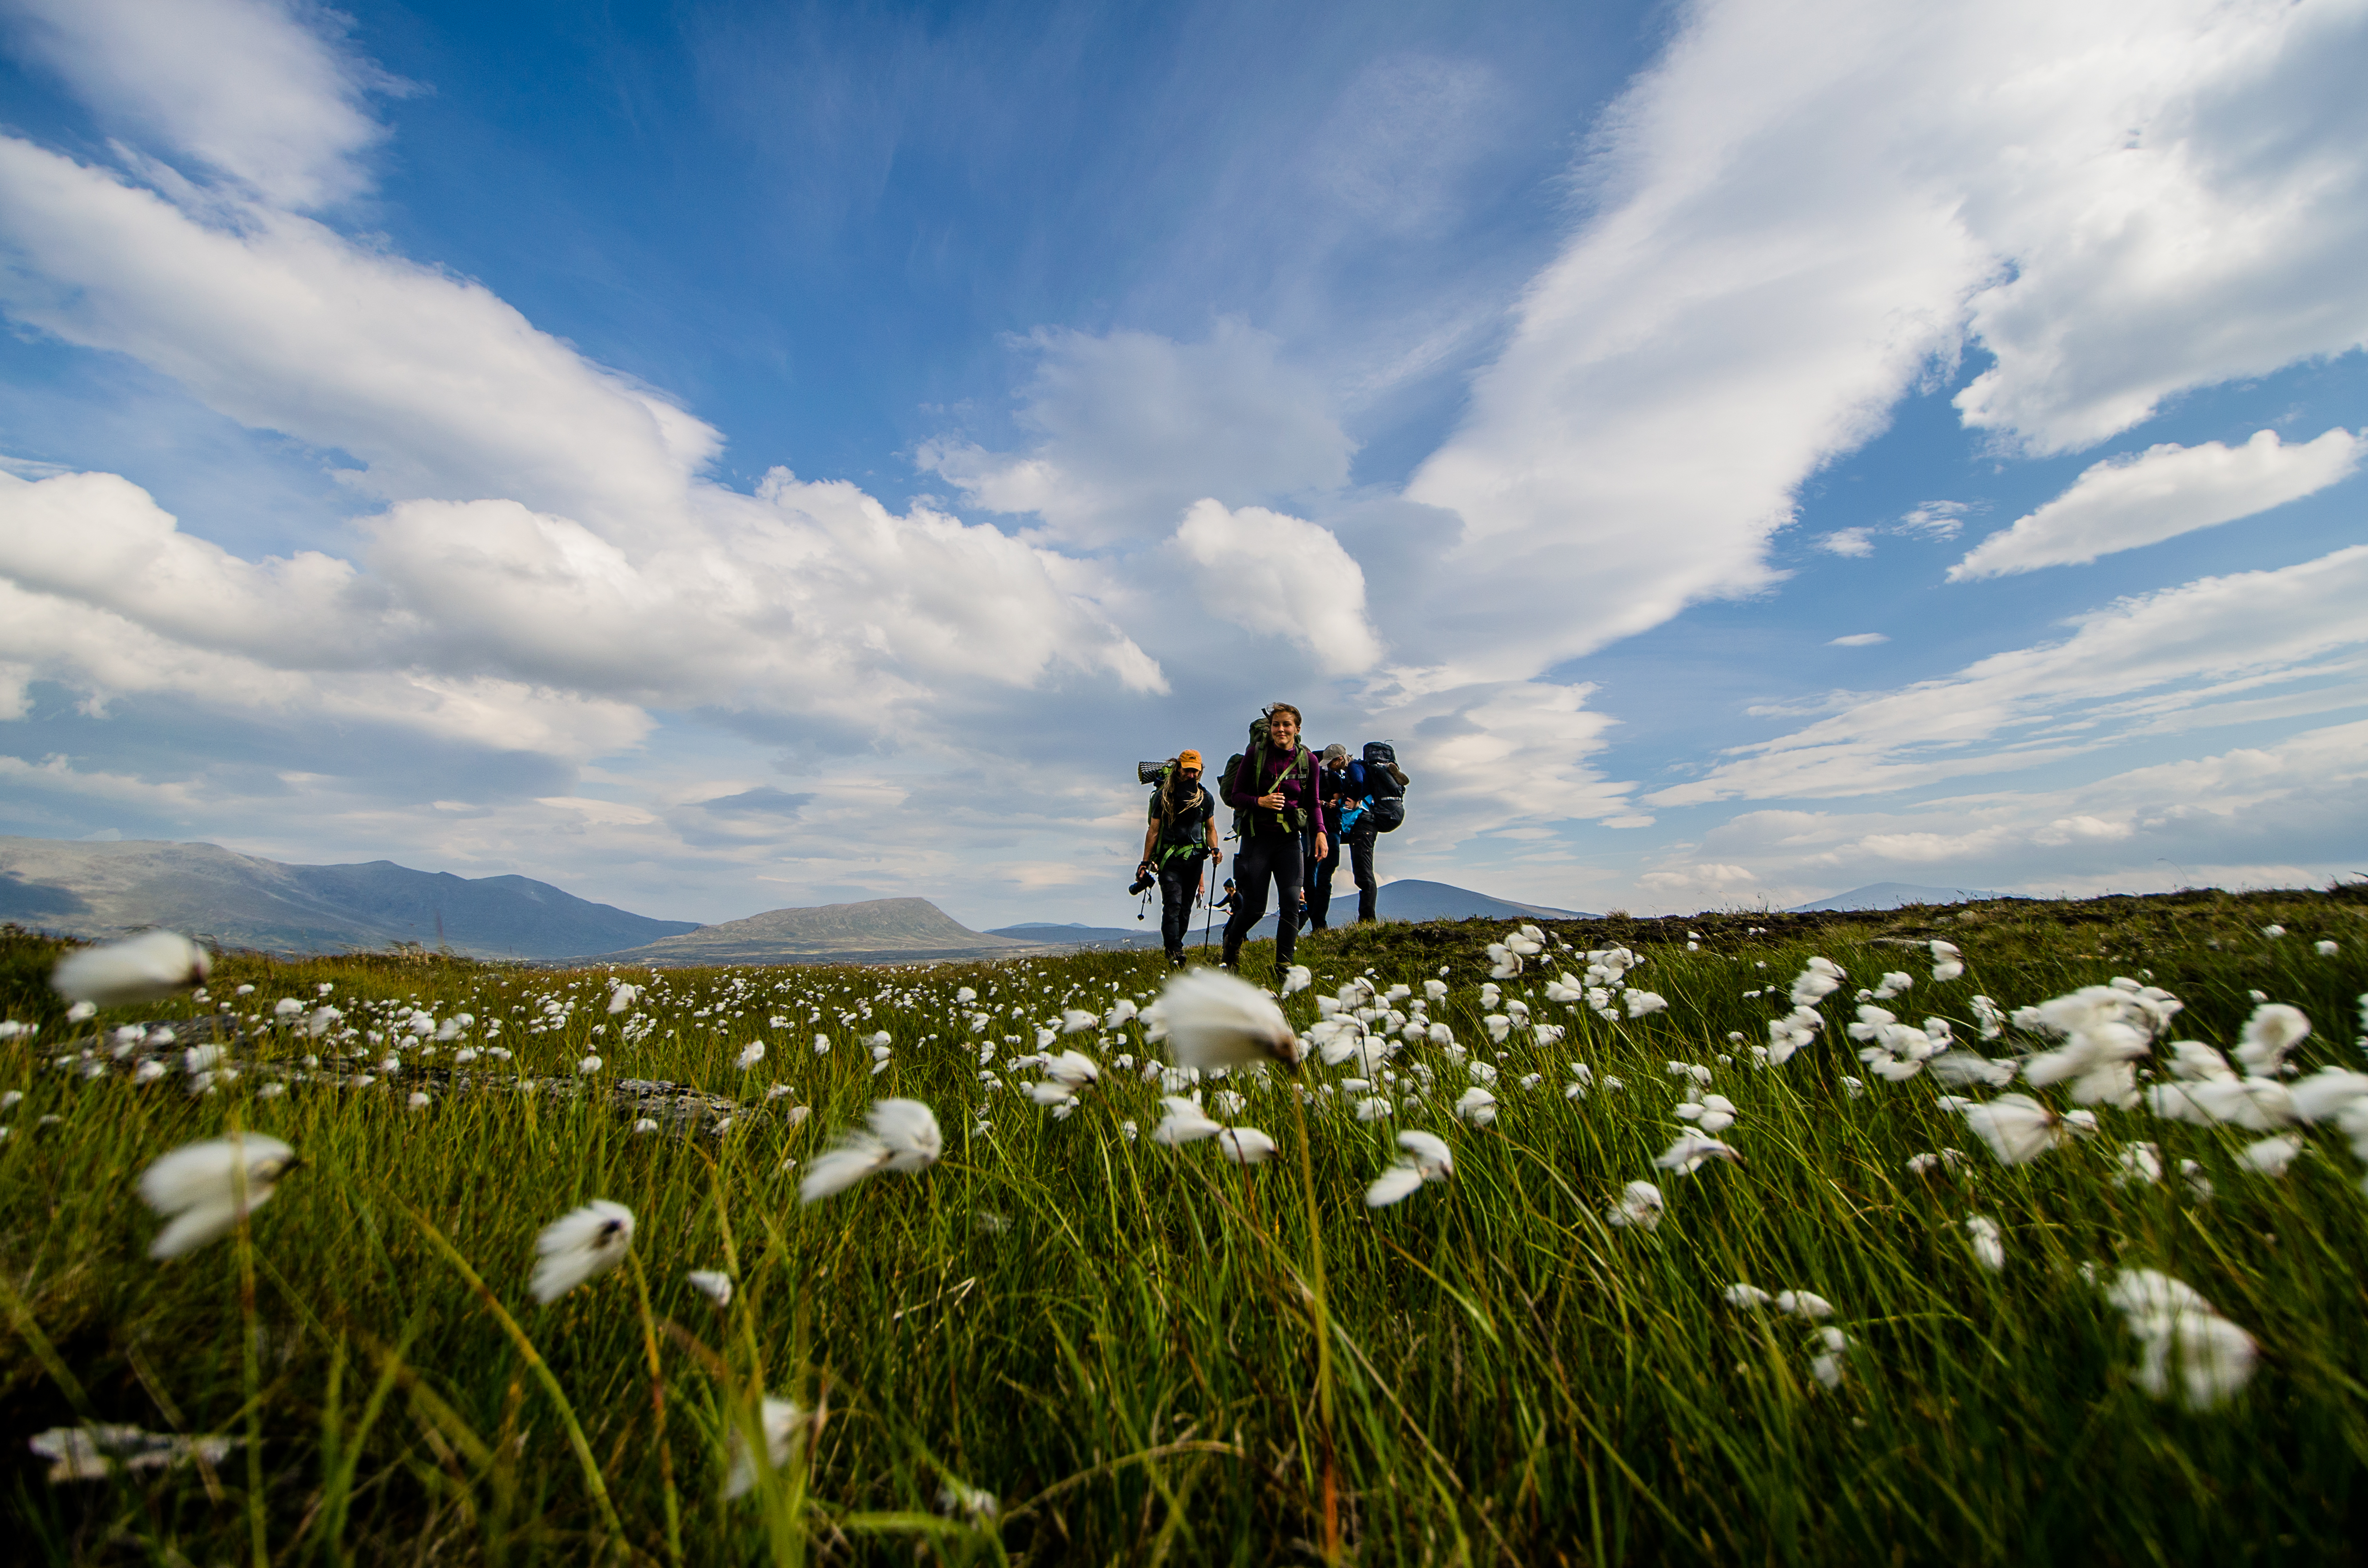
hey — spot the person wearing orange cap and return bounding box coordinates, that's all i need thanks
[1139,750,1222,968]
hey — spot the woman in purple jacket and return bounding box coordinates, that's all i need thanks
[1219,702,1326,972]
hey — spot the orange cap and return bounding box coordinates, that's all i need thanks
[1177,749,1203,770]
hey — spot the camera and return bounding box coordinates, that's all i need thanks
[1129,867,1156,895]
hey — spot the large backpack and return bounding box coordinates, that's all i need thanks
[1362,741,1409,833]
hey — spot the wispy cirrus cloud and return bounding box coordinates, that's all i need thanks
[1950,428,2363,579]
[1650,545,2368,806]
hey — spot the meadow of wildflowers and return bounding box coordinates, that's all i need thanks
[2,886,2364,1563]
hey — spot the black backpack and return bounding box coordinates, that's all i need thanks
[1362,741,1408,833]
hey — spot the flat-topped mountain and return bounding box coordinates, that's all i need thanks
[1376,879,1592,921]
[0,836,699,959]
[587,897,1048,966]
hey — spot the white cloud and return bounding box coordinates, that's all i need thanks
[1171,499,1382,675]
[0,464,1167,737]
[1395,0,2368,686]
[1950,427,2364,579]
[0,136,718,530]
[1828,632,1888,647]
[1951,3,2368,453]
[918,322,1355,549]
[4,0,398,209]
[1684,717,2368,901]
[1637,863,1759,902]
[1895,501,1971,539]
[1816,529,1875,557]
[1651,545,2368,805]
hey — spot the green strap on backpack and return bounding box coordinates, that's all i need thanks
[1223,716,1313,839]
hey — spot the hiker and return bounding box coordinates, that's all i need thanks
[1137,750,1222,968]
[1219,702,1325,971]
[1309,743,1374,928]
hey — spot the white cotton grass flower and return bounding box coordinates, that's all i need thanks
[1674,1093,1737,1134]
[2233,1003,2311,1075]
[1776,1289,1836,1320]
[1810,1327,1853,1389]
[606,983,639,1014]
[577,1055,603,1075]
[798,1099,944,1204]
[1455,1086,1499,1126]
[1654,1131,1740,1175]
[736,1042,765,1071]
[1963,1216,2005,1272]
[1606,1179,1664,1231]
[1217,1127,1278,1164]
[2100,1268,2257,1409]
[2113,1142,2163,1189]
[53,932,211,1008]
[1870,971,1915,1000]
[138,1134,296,1260]
[1151,1095,1223,1145]
[1365,1129,1453,1208]
[686,1270,734,1308]
[1789,957,1846,1008]
[1281,965,1312,996]
[1722,1283,1772,1309]
[1930,940,1965,982]
[1157,969,1301,1071]
[1962,1093,2091,1165]
[1059,1008,1098,1034]
[529,1200,635,1304]
[2238,1133,2304,1176]
[2313,939,2338,956]
[722,1396,808,1500]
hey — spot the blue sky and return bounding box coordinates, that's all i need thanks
[1,0,2365,930]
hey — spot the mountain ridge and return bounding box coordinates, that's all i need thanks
[0,836,700,959]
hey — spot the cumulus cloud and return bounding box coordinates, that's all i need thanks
[1397,0,2368,685]
[0,465,1166,738]
[1816,529,1875,557]
[1652,545,2368,805]
[1950,428,2364,579]
[3,0,399,209]
[0,136,718,530]
[1171,499,1382,674]
[917,322,1355,548]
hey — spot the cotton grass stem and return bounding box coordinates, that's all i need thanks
[231,1115,267,1568]
[628,1252,684,1568]
[401,1203,628,1557]
[1287,1090,1342,1565]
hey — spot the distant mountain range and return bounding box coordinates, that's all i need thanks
[0,837,700,959]
[589,898,1054,966]
[1375,879,1591,921]
[1789,882,2008,912]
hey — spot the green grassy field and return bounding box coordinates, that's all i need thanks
[3,886,2366,1564]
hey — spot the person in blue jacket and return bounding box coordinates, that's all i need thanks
[1306,744,1368,929]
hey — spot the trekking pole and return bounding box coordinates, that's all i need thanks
[1200,852,1216,952]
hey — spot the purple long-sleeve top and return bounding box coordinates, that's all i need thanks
[1222,742,1319,836]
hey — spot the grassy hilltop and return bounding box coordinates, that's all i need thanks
[2,886,2366,1564]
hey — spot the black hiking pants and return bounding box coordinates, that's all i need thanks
[1307,828,1340,929]
[1221,833,1303,970]
[1347,822,1378,922]
[1157,853,1207,965]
